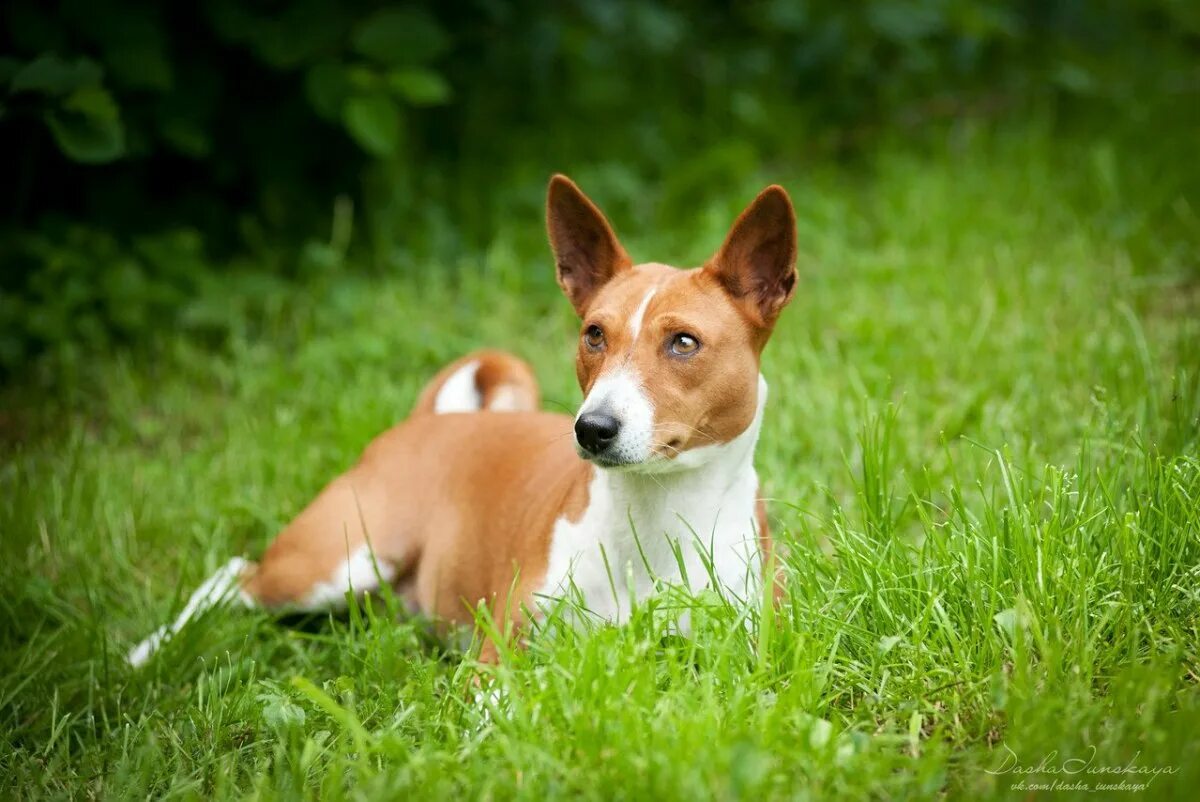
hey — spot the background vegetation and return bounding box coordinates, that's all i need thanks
[2,0,1197,374]
[2,1,1198,799]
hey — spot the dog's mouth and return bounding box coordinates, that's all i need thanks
[574,446,633,469]
[575,444,680,473]
[571,406,688,470]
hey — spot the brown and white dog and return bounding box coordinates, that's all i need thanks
[128,175,797,667]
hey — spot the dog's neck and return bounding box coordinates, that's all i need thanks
[573,372,763,561]
[541,376,768,620]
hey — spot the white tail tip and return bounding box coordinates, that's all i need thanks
[127,557,252,668]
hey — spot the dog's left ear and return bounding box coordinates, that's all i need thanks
[705,185,798,328]
[547,174,632,316]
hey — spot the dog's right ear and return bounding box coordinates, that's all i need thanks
[547,174,631,316]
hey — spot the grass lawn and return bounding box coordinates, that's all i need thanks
[2,121,1198,800]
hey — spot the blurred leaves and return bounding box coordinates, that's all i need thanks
[0,0,1196,371]
[305,61,352,120]
[10,54,103,95]
[7,53,125,162]
[342,92,402,157]
[351,8,449,66]
[45,84,124,163]
[386,68,451,106]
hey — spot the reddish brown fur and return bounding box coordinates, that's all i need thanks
[242,176,797,659]
[243,412,591,629]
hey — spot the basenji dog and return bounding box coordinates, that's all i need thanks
[128,175,796,668]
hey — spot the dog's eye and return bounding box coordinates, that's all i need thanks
[669,333,701,356]
[583,324,606,350]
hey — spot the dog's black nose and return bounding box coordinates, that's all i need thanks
[575,412,621,455]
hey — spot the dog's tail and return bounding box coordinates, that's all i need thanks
[411,349,540,416]
[127,351,539,668]
[127,557,254,668]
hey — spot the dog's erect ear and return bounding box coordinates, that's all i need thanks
[547,174,631,316]
[705,185,798,328]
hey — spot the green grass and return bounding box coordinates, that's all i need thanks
[3,121,1199,800]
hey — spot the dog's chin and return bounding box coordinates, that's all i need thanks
[576,448,632,470]
[576,446,678,474]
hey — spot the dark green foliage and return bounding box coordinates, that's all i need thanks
[2,125,1198,798]
[0,0,1196,372]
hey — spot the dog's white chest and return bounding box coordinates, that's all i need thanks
[537,454,763,625]
[537,373,770,626]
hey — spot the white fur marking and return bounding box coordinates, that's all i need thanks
[127,557,251,667]
[434,360,481,413]
[487,384,524,412]
[299,544,397,610]
[628,288,657,338]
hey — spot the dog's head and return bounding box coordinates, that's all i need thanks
[547,175,797,471]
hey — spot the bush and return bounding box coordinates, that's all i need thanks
[0,0,1196,371]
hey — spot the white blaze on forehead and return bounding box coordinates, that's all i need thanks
[577,366,655,464]
[628,288,657,338]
